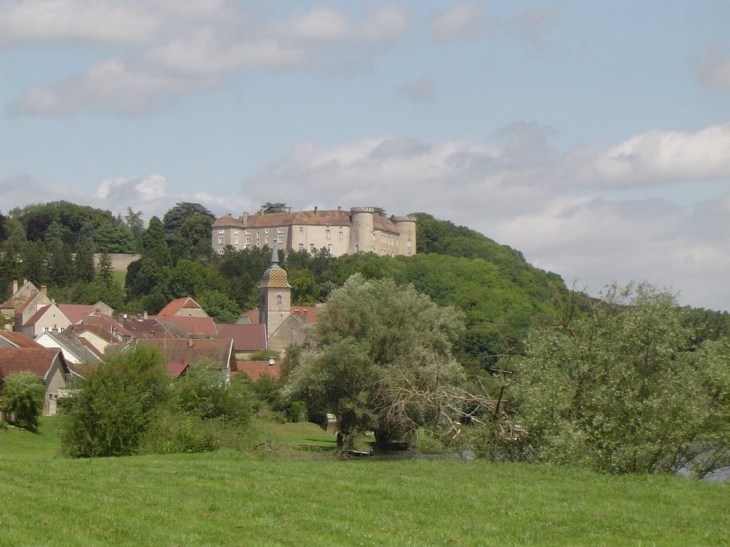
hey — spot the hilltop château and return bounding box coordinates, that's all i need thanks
[211,206,416,258]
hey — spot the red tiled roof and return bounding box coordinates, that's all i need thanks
[216,324,267,352]
[245,210,352,228]
[239,309,260,325]
[167,362,189,378]
[0,331,42,348]
[373,214,399,234]
[157,297,206,318]
[234,360,281,381]
[58,304,96,324]
[153,316,218,337]
[290,306,320,325]
[0,347,66,381]
[136,338,234,368]
[212,214,243,228]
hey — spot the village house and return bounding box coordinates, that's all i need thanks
[0,347,73,416]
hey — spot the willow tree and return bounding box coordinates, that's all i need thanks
[283,274,470,449]
[512,282,730,476]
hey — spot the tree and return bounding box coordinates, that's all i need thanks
[74,224,96,283]
[1,371,46,430]
[162,202,215,263]
[141,216,172,267]
[261,202,288,214]
[59,346,169,458]
[510,282,730,476]
[283,274,468,449]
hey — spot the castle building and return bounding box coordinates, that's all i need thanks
[211,206,416,258]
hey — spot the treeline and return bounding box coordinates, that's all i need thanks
[2,201,728,367]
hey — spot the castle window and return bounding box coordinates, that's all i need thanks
[246,230,251,235]
[234,230,238,235]
[407,239,412,247]
[218,236,224,244]
[264,229,269,235]
[277,228,284,234]
[299,226,304,233]
[246,237,251,244]
[328,244,333,254]
[278,236,283,244]
[310,244,315,253]
[299,243,304,251]
[234,237,238,245]
[218,229,224,234]
[256,231,260,238]
[265,236,268,244]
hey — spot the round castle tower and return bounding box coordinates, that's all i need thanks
[394,216,417,256]
[349,207,376,254]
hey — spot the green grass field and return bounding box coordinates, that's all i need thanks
[1,419,728,546]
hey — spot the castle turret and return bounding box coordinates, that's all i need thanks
[349,207,376,254]
[394,216,417,256]
[258,245,292,337]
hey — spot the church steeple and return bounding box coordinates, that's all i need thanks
[258,244,291,336]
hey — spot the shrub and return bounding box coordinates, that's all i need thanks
[1,371,46,430]
[59,346,168,457]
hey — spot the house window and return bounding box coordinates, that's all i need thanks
[218,229,224,234]
[339,232,343,240]
[277,236,283,244]
[299,226,304,233]
[328,244,333,254]
[277,228,284,234]
[234,237,238,245]
[264,229,269,235]
[246,237,251,244]
[265,236,268,245]
[299,243,304,251]
[218,236,224,244]
[234,230,238,235]
[310,244,315,253]
[256,231,260,238]
[326,230,330,240]
[246,229,251,235]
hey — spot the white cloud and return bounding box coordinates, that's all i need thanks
[429,3,562,44]
[6,60,200,116]
[587,123,730,187]
[430,3,488,43]
[693,43,730,90]
[4,2,409,116]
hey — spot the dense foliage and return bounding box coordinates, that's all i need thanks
[500,283,730,477]
[0,371,46,430]
[60,347,259,458]
[283,274,470,448]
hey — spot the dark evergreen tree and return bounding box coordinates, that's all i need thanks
[141,216,172,267]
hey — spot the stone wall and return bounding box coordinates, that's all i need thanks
[93,253,141,271]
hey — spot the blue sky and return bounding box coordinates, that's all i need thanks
[1,1,729,310]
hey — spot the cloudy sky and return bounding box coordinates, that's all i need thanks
[1,1,729,310]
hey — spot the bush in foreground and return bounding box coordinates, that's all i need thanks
[1,371,46,430]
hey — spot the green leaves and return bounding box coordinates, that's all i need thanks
[513,282,730,476]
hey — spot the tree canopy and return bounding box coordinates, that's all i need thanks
[283,274,469,448]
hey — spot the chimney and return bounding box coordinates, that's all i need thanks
[143,310,148,320]
[12,280,18,294]
[287,207,292,214]
[337,206,341,211]
[41,285,47,293]
[314,206,318,215]
[188,337,194,348]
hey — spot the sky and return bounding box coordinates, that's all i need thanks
[1,1,729,311]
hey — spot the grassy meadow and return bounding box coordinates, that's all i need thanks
[1,419,728,546]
